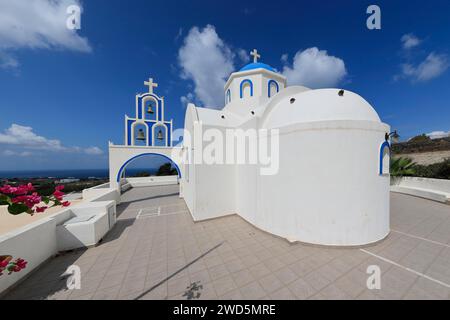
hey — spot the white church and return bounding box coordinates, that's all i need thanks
[109,49,392,247]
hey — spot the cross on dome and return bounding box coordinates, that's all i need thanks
[250,49,261,63]
[144,77,158,94]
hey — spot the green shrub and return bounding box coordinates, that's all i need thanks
[414,159,450,179]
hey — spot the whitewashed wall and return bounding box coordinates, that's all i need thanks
[0,210,71,294]
[254,121,390,246]
[391,176,450,203]
[126,176,178,187]
[82,183,120,203]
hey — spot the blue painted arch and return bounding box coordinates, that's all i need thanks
[116,152,182,183]
[240,79,253,98]
[268,80,279,97]
[379,141,391,175]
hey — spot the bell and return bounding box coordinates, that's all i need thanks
[147,105,154,114]
[136,129,146,141]
[157,130,163,141]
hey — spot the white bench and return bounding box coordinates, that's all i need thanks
[55,201,116,251]
[391,177,450,204]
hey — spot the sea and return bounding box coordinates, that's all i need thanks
[0,168,158,179]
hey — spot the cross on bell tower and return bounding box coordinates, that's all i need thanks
[144,77,158,94]
[250,49,261,63]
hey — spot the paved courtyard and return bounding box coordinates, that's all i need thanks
[3,185,450,300]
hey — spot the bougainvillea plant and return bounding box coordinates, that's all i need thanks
[0,183,71,276]
[0,256,27,276]
[0,183,70,215]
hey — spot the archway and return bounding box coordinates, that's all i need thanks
[116,152,182,183]
[379,141,390,175]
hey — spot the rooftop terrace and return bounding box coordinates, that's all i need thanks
[3,185,450,300]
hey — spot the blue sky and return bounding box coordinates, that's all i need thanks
[0,0,449,171]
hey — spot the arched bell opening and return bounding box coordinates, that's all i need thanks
[143,97,158,121]
[133,123,148,146]
[153,123,167,147]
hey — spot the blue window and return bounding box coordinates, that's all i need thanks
[379,141,390,175]
[268,80,279,97]
[226,89,231,104]
[240,79,253,98]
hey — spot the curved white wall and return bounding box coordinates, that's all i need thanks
[182,85,391,246]
[237,120,391,246]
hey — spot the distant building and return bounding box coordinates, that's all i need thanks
[56,178,80,183]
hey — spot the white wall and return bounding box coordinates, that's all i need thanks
[182,105,197,216]
[182,116,391,246]
[126,176,178,187]
[0,210,72,294]
[391,176,450,203]
[82,185,120,204]
[391,176,450,192]
[190,124,236,221]
[0,188,120,295]
[252,121,390,246]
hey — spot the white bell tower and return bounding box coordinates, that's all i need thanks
[223,49,287,116]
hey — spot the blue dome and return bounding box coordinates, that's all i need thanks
[240,62,276,72]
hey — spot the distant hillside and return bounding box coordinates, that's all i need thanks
[392,135,450,154]
[391,135,450,165]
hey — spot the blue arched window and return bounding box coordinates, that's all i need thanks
[268,80,279,98]
[379,141,390,175]
[240,79,253,98]
[226,89,231,104]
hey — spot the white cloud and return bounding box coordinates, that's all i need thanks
[400,53,449,82]
[426,131,450,140]
[180,92,195,108]
[280,53,289,63]
[3,150,32,157]
[0,124,102,155]
[401,33,421,49]
[178,25,235,108]
[0,0,91,69]
[281,47,347,88]
[237,49,250,63]
[84,146,103,155]
[0,124,65,150]
[0,52,19,70]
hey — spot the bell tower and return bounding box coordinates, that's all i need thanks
[223,49,287,116]
[124,77,173,147]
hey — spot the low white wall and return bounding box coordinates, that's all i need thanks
[391,176,450,192]
[0,185,120,295]
[0,209,72,294]
[82,184,120,204]
[391,176,450,203]
[126,175,179,187]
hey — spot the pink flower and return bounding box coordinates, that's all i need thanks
[0,185,17,194]
[55,185,64,191]
[35,206,48,213]
[61,201,71,207]
[11,195,27,203]
[53,190,64,201]
[12,194,41,209]
[15,258,27,269]
[0,256,11,268]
